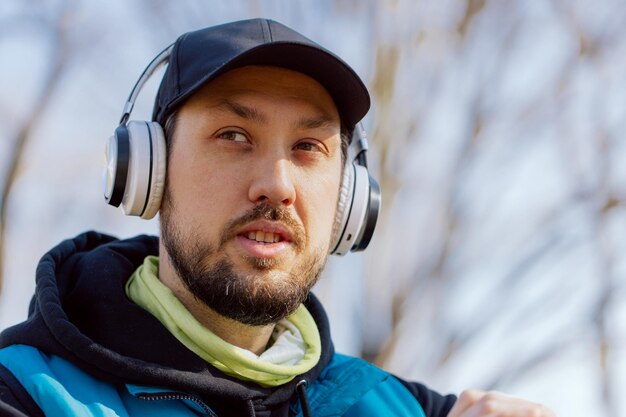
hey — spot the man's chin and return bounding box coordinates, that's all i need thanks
[244,256,280,271]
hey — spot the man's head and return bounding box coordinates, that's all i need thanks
[107,19,373,326]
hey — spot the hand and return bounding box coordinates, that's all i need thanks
[447,389,556,417]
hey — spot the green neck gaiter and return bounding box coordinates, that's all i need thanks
[125,256,321,387]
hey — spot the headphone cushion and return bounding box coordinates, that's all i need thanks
[331,163,370,256]
[330,162,354,253]
[140,122,166,219]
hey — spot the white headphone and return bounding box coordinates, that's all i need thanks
[104,45,380,255]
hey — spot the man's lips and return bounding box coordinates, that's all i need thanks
[237,221,293,242]
[220,202,305,252]
[234,221,295,257]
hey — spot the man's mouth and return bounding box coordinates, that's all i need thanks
[245,231,284,244]
[222,203,304,252]
[235,225,292,259]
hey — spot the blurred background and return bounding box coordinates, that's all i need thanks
[1,1,625,416]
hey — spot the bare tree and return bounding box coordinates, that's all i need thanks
[0,1,74,294]
[362,1,626,415]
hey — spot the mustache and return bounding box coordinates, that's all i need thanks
[220,203,305,250]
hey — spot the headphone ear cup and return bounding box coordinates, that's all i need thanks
[104,121,165,218]
[352,174,380,251]
[139,122,166,219]
[330,163,369,256]
[104,126,130,208]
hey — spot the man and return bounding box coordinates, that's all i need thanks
[0,19,555,416]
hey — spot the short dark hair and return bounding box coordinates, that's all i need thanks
[163,112,179,158]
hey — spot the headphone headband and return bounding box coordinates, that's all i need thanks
[119,44,174,125]
[105,43,379,254]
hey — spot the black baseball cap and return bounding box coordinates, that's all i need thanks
[152,18,370,128]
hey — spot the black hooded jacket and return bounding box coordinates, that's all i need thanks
[0,231,456,416]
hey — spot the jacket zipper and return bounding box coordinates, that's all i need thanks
[136,392,217,416]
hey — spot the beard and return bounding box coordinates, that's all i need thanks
[160,190,328,326]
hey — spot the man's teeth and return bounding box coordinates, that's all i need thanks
[247,231,281,243]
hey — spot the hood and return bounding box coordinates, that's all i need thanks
[0,231,335,415]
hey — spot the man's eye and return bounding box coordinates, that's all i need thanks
[218,131,247,142]
[294,141,322,152]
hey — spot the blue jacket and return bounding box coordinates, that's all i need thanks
[0,232,455,416]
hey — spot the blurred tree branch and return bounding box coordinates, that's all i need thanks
[366,3,626,415]
[0,4,72,295]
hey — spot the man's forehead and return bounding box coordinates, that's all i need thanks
[184,66,341,127]
[207,98,340,130]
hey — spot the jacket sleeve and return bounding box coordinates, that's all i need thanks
[0,363,44,417]
[394,375,457,417]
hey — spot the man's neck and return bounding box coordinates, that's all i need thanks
[158,245,274,356]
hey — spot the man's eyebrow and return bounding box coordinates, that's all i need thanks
[213,99,267,123]
[211,99,338,131]
[293,114,338,131]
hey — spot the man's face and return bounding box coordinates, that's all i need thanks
[160,66,343,326]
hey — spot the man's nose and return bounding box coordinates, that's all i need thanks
[248,157,296,206]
